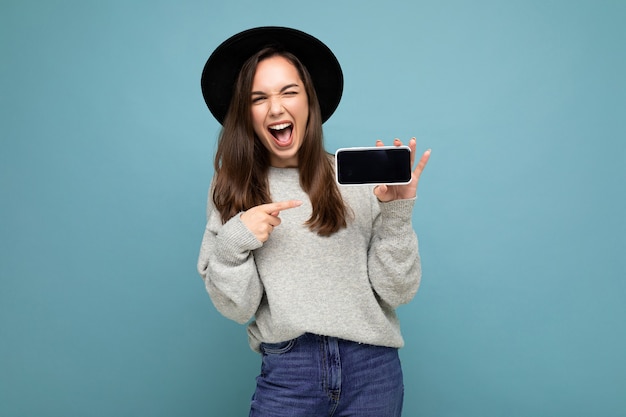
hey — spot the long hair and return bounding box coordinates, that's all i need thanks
[212,47,348,236]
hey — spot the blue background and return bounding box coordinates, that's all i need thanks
[1,0,625,416]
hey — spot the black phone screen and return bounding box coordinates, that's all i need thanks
[336,147,411,185]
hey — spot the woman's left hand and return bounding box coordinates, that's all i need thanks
[373,137,431,202]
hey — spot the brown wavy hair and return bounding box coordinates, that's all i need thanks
[212,47,348,236]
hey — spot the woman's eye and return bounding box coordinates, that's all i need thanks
[252,96,266,103]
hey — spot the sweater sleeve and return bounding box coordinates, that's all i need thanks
[197,193,264,324]
[367,197,421,309]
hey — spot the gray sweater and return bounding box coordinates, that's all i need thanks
[197,166,421,352]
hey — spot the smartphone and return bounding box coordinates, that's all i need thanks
[335,146,412,185]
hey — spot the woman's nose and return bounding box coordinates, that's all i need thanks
[268,97,284,116]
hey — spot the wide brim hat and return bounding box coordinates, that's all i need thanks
[201,26,343,125]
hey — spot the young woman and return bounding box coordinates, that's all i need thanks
[198,27,430,417]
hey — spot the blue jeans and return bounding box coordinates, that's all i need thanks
[249,333,404,417]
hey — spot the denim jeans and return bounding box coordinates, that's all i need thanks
[249,333,404,417]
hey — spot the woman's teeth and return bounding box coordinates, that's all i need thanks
[269,123,292,131]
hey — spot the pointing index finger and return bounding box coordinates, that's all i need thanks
[260,200,303,214]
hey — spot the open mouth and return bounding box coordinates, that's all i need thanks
[268,122,293,145]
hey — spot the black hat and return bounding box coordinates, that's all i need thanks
[201,26,343,124]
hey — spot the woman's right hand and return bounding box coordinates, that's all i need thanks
[240,200,303,242]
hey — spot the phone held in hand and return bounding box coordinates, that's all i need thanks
[335,146,412,185]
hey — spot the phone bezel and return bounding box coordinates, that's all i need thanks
[334,145,412,186]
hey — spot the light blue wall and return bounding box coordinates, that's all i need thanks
[1,0,624,416]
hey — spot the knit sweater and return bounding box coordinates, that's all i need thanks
[197,166,422,352]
